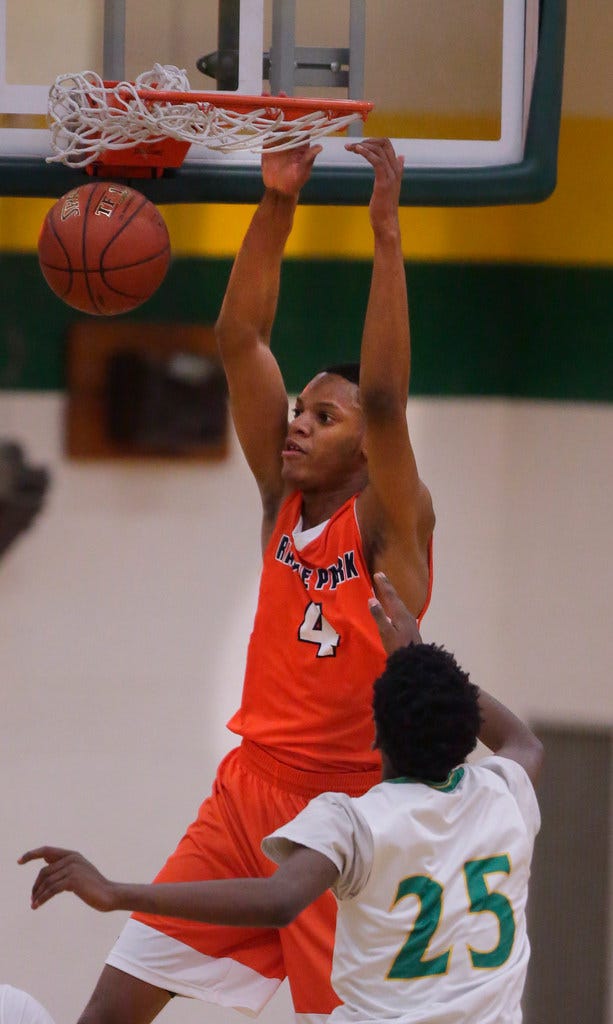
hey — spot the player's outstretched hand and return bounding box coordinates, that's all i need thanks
[19,846,117,912]
[369,572,422,654]
[344,137,404,232]
[262,143,323,197]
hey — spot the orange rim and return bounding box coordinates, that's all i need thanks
[105,84,374,122]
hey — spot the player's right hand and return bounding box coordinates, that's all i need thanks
[19,846,117,913]
[262,143,322,196]
[369,572,422,654]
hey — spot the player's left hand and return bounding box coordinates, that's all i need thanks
[344,137,404,230]
[369,572,422,654]
[19,846,117,912]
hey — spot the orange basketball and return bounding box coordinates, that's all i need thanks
[38,182,171,316]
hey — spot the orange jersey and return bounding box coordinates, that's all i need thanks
[228,491,431,772]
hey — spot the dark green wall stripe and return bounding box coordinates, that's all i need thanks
[1,255,611,402]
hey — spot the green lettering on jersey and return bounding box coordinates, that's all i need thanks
[464,856,516,968]
[388,876,451,979]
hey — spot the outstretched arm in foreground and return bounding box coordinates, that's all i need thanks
[19,843,338,927]
[368,573,544,785]
[215,144,321,542]
[346,140,434,616]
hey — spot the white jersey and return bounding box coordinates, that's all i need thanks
[263,755,540,1024]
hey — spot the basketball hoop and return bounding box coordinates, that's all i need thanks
[46,65,373,178]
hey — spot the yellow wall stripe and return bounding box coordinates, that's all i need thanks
[1,117,612,265]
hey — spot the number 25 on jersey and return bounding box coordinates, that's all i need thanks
[388,855,516,980]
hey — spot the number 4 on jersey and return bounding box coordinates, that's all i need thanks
[299,601,340,658]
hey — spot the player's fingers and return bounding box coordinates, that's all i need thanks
[368,596,396,649]
[285,141,321,158]
[19,846,71,865]
[373,572,407,619]
[346,139,402,193]
[345,139,383,160]
[373,574,422,645]
[31,855,80,890]
[31,859,69,894]
[31,867,73,909]
[31,865,62,902]
[304,144,323,166]
[374,137,398,170]
[345,137,396,165]
[377,140,403,184]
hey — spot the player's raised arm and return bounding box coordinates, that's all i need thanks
[347,139,434,614]
[474,690,544,785]
[215,144,321,537]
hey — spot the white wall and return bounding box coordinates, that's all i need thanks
[1,392,612,1022]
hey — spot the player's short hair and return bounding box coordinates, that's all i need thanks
[373,644,482,782]
[319,362,361,387]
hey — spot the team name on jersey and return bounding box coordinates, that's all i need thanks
[275,534,359,590]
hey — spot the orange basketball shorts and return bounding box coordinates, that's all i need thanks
[119,741,380,1017]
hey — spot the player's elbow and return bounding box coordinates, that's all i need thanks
[215,315,264,362]
[500,730,545,787]
[264,891,305,928]
[525,734,545,784]
[261,876,312,928]
[269,907,298,928]
[214,314,241,356]
[361,386,406,425]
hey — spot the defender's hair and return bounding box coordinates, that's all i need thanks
[373,643,482,782]
[320,363,360,386]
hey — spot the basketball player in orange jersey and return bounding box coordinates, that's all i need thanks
[67,139,435,1024]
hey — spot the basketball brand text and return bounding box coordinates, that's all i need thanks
[60,190,81,221]
[95,185,130,219]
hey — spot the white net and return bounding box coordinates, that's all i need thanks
[47,64,366,167]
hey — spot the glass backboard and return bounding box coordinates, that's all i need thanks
[0,0,565,205]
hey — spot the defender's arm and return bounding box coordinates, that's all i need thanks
[20,844,338,928]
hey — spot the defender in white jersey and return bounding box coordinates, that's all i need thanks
[264,752,538,1023]
[21,575,543,1024]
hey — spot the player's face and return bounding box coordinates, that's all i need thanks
[282,373,366,490]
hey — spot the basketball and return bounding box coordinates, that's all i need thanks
[37,182,171,316]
